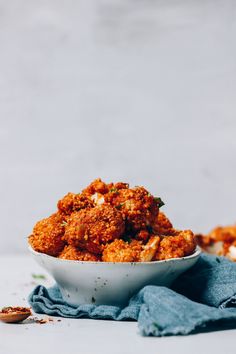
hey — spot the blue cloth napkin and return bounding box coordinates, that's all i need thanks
[28,254,236,336]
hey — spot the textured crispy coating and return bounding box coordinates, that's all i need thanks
[105,186,159,232]
[29,213,65,256]
[111,182,130,191]
[196,234,213,248]
[102,239,142,262]
[63,205,125,254]
[135,229,150,243]
[57,192,94,216]
[29,178,197,262]
[196,225,236,259]
[129,239,144,254]
[59,245,100,261]
[82,179,129,197]
[208,225,236,242]
[153,212,174,235]
[155,230,196,260]
[82,178,111,196]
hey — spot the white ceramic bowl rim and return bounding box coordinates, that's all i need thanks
[28,244,201,265]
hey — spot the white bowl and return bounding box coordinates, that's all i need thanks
[28,245,201,307]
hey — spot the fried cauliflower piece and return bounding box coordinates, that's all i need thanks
[196,233,219,256]
[155,230,196,260]
[135,229,161,245]
[102,239,142,262]
[82,178,111,196]
[59,245,100,261]
[153,212,174,235]
[63,205,125,254]
[82,179,129,197]
[29,213,65,256]
[129,239,144,253]
[208,225,236,242]
[90,192,105,206]
[105,186,159,232]
[135,229,150,243]
[110,182,130,191]
[196,225,236,259]
[57,192,94,216]
[139,236,160,262]
[82,179,130,207]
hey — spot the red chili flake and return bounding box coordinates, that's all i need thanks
[1,307,31,314]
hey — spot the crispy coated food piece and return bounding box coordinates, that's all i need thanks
[196,234,213,248]
[208,225,236,242]
[82,178,111,196]
[196,225,236,249]
[111,182,130,191]
[29,179,197,262]
[63,205,125,254]
[139,236,160,262]
[82,179,130,197]
[129,239,143,253]
[59,245,100,261]
[29,213,65,256]
[102,239,142,262]
[89,181,130,206]
[153,212,174,235]
[135,229,150,243]
[57,192,94,216]
[155,230,196,260]
[227,241,236,261]
[81,179,130,207]
[90,192,105,206]
[196,225,236,260]
[105,186,159,232]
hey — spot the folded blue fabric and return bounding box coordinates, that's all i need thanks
[28,254,236,336]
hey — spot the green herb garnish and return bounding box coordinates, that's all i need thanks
[32,274,46,280]
[122,234,132,243]
[110,187,118,193]
[154,197,165,208]
[147,225,153,233]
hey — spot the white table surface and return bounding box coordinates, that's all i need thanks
[0,255,235,354]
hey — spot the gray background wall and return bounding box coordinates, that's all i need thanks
[1,0,236,254]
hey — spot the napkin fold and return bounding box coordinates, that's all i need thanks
[29,254,236,336]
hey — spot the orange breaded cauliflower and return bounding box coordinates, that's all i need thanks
[196,224,236,260]
[82,178,112,196]
[29,178,197,262]
[57,192,94,216]
[105,186,159,232]
[153,212,174,235]
[139,236,160,262]
[59,245,100,261]
[155,230,196,260]
[135,229,150,243]
[102,239,142,262]
[206,225,236,242]
[82,179,129,197]
[29,213,65,256]
[63,205,125,254]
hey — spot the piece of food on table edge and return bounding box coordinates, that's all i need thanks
[196,224,236,261]
[0,307,31,323]
[28,178,197,262]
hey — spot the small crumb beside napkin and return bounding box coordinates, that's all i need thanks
[28,254,236,336]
